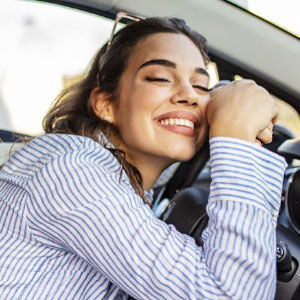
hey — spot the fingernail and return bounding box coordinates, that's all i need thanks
[255,139,263,147]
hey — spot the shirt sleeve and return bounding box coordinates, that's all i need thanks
[26,137,287,300]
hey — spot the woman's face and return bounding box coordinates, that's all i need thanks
[111,33,210,170]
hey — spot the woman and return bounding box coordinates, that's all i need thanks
[0,17,286,299]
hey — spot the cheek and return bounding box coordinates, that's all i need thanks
[115,91,158,138]
[121,86,166,121]
[196,97,210,148]
[201,95,210,123]
[196,124,209,150]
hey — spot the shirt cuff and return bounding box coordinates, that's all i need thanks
[209,136,287,225]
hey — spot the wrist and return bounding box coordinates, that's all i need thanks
[209,125,255,142]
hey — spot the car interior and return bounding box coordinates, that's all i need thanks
[1,0,300,299]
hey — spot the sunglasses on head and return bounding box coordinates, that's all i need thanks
[107,11,144,51]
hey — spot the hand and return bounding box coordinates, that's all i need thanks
[207,80,278,144]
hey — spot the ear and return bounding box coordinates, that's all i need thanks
[90,87,114,122]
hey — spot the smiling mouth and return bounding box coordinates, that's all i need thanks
[158,118,195,130]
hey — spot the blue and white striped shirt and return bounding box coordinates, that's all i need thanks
[0,134,286,299]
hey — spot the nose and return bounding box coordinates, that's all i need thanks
[170,82,199,107]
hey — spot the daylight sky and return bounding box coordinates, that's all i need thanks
[248,0,300,37]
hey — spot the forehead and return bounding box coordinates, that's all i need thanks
[127,32,206,70]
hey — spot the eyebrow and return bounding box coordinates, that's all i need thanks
[195,67,210,78]
[138,59,210,78]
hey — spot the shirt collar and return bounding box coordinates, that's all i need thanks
[144,189,154,203]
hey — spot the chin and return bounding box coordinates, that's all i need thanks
[164,145,197,162]
[175,153,196,162]
[169,133,208,161]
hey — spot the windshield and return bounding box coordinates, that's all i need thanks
[227,0,300,38]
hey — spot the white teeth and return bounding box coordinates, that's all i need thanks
[159,118,195,130]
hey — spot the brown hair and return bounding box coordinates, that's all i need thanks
[43,17,209,205]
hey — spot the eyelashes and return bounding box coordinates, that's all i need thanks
[192,85,212,93]
[144,75,170,82]
[144,75,210,92]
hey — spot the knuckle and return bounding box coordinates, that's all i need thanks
[243,79,256,86]
[248,79,256,85]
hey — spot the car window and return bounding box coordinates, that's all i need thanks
[207,62,219,88]
[227,0,300,38]
[0,0,121,135]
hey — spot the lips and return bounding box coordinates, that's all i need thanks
[154,111,200,137]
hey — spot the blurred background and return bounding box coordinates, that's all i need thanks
[0,0,299,136]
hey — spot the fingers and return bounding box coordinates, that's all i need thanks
[257,123,273,144]
[272,104,279,125]
[208,79,280,144]
[256,98,279,144]
[209,86,225,98]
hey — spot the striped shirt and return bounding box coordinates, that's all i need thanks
[0,134,286,300]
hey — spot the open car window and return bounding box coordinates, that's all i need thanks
[227,0,300,38]
[0,0,120,136]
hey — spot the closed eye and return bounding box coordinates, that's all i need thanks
[145,76,211,92]
[145,75,170,82]
[193,85,212,93]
